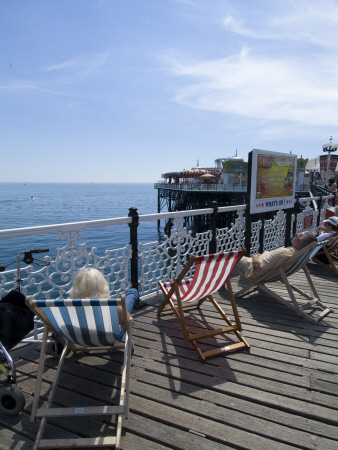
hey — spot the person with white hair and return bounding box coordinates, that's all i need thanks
[69,268,146,325]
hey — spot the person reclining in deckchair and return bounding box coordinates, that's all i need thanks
[233,232,333,323]
[235,232,317,281]
[317,216,338,241]
[311,216,338,273]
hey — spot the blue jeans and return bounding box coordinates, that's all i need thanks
[125,288,139,313]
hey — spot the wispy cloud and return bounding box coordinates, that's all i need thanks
[222,0,338,48]
[0,80,60,94]
[44,51,110,74]
[163,0,338,129]
[165,48,338,127]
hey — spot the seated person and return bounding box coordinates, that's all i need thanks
[317,216,338,242]
[326,178,337,193]
[315,216,338,264]
[236,232,317,281]
[69,268,146,326]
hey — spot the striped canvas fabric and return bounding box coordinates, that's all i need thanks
[161,251,243,303]
[33,299,123,347]
[325,234,338,253]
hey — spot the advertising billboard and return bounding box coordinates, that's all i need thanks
[250,149,297,214]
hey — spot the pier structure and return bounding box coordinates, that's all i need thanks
[155,155,311,217]
[0,197,337,449]
[155,156,249,225]
[155,182,247,212]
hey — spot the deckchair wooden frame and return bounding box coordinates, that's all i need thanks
[158,251,250,362]
[235,242,334,324]
[25,295,132,450]
[312,232,338,275]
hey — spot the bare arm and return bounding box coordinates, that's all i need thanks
[252,254,261,271]
[118,306,134,327]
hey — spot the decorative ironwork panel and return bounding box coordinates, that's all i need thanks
[138,217,211,295]
[263,210,286,251]
[250,220,262,255]
[216,211,246,252]
[0,231,130,299]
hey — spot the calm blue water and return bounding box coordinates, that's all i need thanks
[0,183,160,265]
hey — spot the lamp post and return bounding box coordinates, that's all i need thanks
[322,136,338,184]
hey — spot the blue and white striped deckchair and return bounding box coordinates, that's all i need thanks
[25,296,132,450]
[235,241,334,324]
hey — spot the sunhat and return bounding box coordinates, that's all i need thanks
[324,216,338,226]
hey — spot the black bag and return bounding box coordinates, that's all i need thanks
[0,290,35,350]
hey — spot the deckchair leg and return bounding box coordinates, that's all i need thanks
[157,282,178,314]
[322,246,338,273]
[257,282,333,324]
[115,322,132,450]
[279,270,302,314]
[235,284,258,298]
[226,280,243,331]
[168,296,191,344]
[31,325,49,422]
[158,283,191,344]
[120,324,132,420]
[33,343,70,450]
[157,294,170,315]
[189,286,250,361]
[313,246,338,274]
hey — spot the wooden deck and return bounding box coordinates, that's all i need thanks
[1,261,337,449]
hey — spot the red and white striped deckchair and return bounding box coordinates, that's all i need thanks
[158,251,250,361]
[313,232,338,275]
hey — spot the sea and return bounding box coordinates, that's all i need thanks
[0,182,161,267]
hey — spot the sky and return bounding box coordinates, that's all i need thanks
[1,0,338,183]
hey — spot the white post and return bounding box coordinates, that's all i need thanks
[322,137,337,185]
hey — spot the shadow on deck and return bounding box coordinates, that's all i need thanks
[1,262,337,449]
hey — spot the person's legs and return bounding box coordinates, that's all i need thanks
[125,288,147,312]
[315,252,329,264]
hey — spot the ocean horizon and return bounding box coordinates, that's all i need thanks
[0,182,160,265]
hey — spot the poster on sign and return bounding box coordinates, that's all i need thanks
[249,149,297,214]
[303,209,314,229]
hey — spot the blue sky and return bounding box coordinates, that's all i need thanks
[1,0,338,182]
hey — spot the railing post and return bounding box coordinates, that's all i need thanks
[258,213,265,254]
[128,207,139,289]
[317,194,323,228]
[244,205,252,255]
[209,201,218,254]
[286,197,298,245]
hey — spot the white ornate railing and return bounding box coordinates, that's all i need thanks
[0,196,332,299]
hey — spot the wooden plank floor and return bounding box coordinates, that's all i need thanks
[1,261,337,449]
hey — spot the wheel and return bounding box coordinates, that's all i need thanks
[0,385,25,415]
